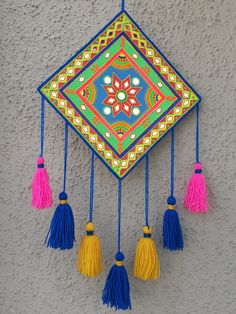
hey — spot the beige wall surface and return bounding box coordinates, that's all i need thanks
[1,0,236,313]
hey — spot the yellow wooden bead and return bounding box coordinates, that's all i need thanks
[143,226,152,234]
[86,222,94,232]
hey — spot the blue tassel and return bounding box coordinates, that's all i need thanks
[102,252,131,311]
[163,196,184,251]
[46,192,75,250]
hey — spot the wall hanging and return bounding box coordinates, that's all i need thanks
[32,0,208,310]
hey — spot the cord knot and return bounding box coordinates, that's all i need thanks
[59,192,68,201]
[167,196,176,205]
[115,251,124,262]
[86,222,94,235]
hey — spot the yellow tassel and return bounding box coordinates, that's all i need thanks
[77,222,102,277]
[133,226,160,280]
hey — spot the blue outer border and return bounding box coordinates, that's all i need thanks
[37,9,201,180]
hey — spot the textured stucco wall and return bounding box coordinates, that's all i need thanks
[1,0,236,313]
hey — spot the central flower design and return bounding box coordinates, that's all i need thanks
[103,74,141,117]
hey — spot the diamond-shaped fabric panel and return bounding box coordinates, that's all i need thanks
[39,11,201,179]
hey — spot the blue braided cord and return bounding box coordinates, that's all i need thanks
[170,128,175,197]
[118,180,122,252]
[89,151,95,222]
[40,95,45,156]
[145,155,149,226]
[196,104,200,163]
[121,0,125,10]
[63,123,68,192]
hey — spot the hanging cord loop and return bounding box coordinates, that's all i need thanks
[31,95,53,209]
[117,180,122,253]
[133,153,160,280]
[145,155,149,227]
[63,122,68,192]
[170,128,175,197]
[45,121,75,250]
[184,103,208,213]
[163,127,184,250]
[121,0,125,11]
[89,151,95,222]
[102,179,131,311]
[40,95,45,157]
[196,104,200,163]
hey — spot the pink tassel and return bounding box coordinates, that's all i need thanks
[31,156,53,209]
[184,163,208,213]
